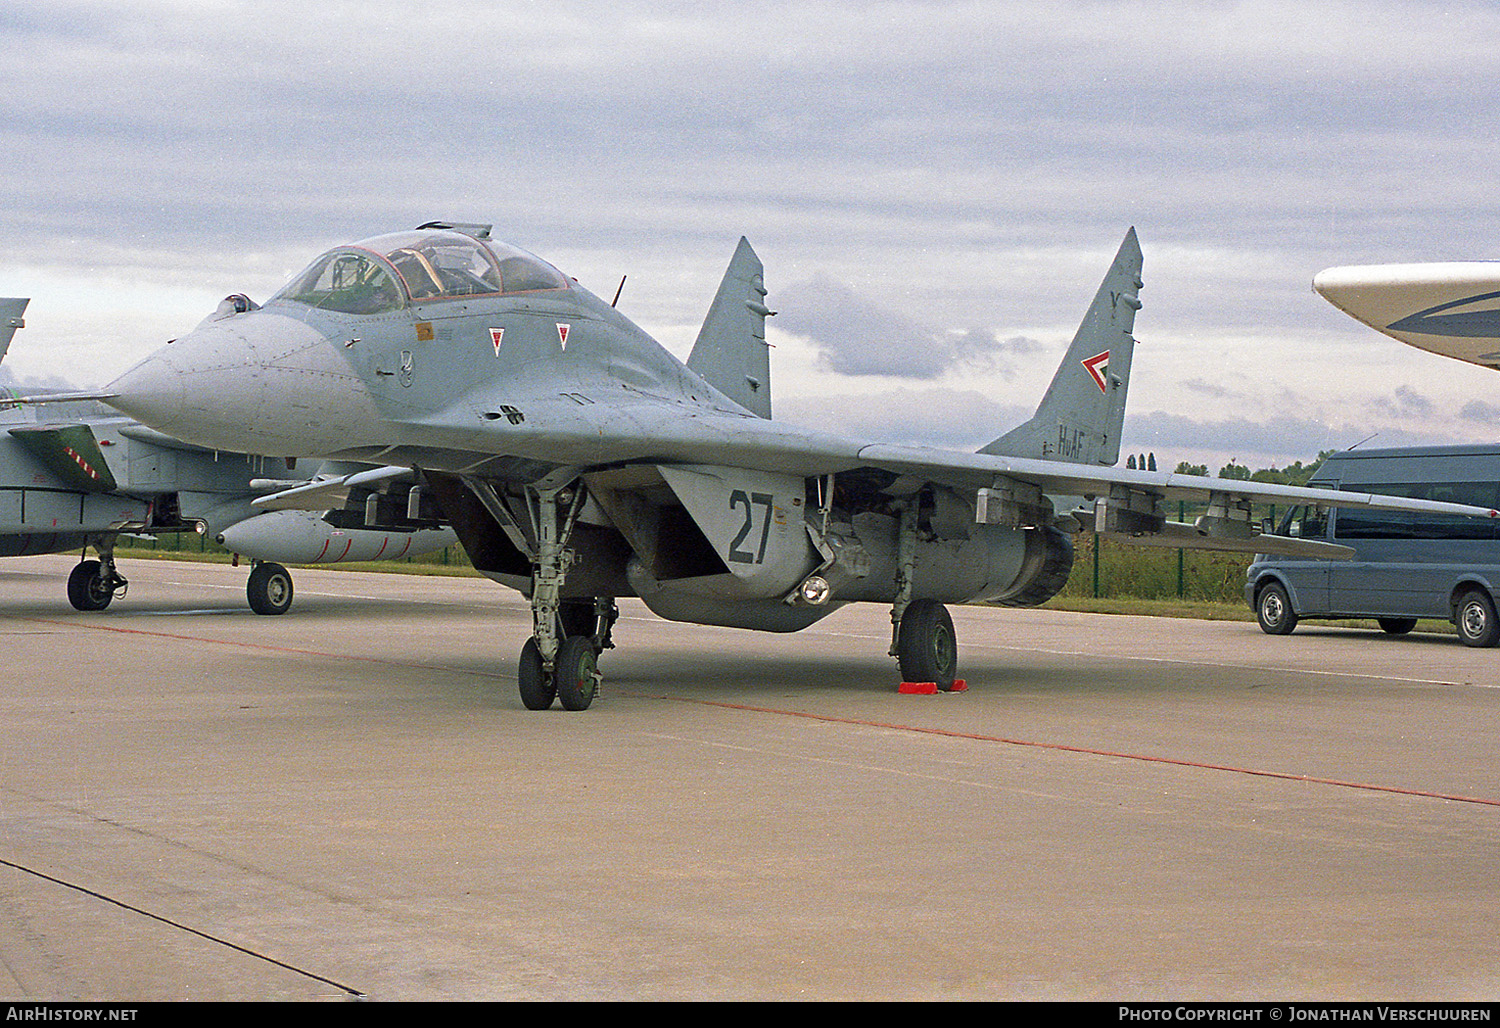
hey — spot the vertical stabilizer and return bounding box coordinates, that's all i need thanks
[0,298,29,365]
[981,229,1141,465]
[687,238,774,419]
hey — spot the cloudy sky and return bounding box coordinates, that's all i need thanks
[4,0,1500,471]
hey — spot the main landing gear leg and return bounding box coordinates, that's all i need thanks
[888,502,959,690]
[516,483,606,712]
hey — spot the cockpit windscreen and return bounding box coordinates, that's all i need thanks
[272,230,569,313]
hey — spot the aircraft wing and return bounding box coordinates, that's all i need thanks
[851,441,1485,511]
[421,396,1497,561]
[476,396,1500,519]
[1313,262,1500,371]
[845,441,1494,559]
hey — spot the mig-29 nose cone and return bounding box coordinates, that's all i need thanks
[106,314,384,457]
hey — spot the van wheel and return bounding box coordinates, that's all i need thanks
[1377,617,1417,635]
[1255,583,1297,635]
[1455,590,1500,647]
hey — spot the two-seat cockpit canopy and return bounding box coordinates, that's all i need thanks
[271,229,569,315]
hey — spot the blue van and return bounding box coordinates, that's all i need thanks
[1245,445,1500,647]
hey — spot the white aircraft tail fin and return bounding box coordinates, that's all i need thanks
[687,238,774,419]
[981,229,1142,465]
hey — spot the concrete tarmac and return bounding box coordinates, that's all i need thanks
[1,553,1497,1001]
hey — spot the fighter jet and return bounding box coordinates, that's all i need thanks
[96,223,1498,711]
[0,298,455,612]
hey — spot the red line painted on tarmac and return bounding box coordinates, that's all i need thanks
[13,613,1496,808]
[629,692,1500,809]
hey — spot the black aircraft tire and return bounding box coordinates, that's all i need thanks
[247,562,294,615]
[518,637,556,710]
[1255,582,1298,636]
[896,599,958,689]
[555,636,599,712]
[67,560,113,612]
[1377,617,1418,635]
[1456,589,1500,648]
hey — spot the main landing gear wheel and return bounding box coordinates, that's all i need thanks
[67,559,114,612]
[247,562,294,615]
[896,598,958,690]
[518,638,557,711]
[554,635,599,711]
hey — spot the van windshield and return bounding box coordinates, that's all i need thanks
[1276,506,1328,540]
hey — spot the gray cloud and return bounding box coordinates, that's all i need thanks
[1179,377,1242,400]
[1123,408,1469,468]
[776,388,1033,451]
[774,273,1043,379]
[1459,399,1500,423]
[1367,385,1436,419]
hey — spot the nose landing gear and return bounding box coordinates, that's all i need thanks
[512,480,617,711]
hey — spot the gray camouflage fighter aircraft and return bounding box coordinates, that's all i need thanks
[92,223,1498,710]
[0,297,455,612]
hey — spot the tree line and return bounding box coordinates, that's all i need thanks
[1170,449,1340,487]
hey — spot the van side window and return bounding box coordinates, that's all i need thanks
[1333,482,1500,541]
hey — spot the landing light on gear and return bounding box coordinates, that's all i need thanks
[798,575,831,605]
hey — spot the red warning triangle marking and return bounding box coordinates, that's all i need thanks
[557,323,571,350]
[490,327,504,356]
[1081,350,1110,393]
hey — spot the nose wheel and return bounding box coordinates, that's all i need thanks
[517,638,556,710]
[517,603,616,711]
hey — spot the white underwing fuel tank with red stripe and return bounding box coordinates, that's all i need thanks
[217,509,456,565]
